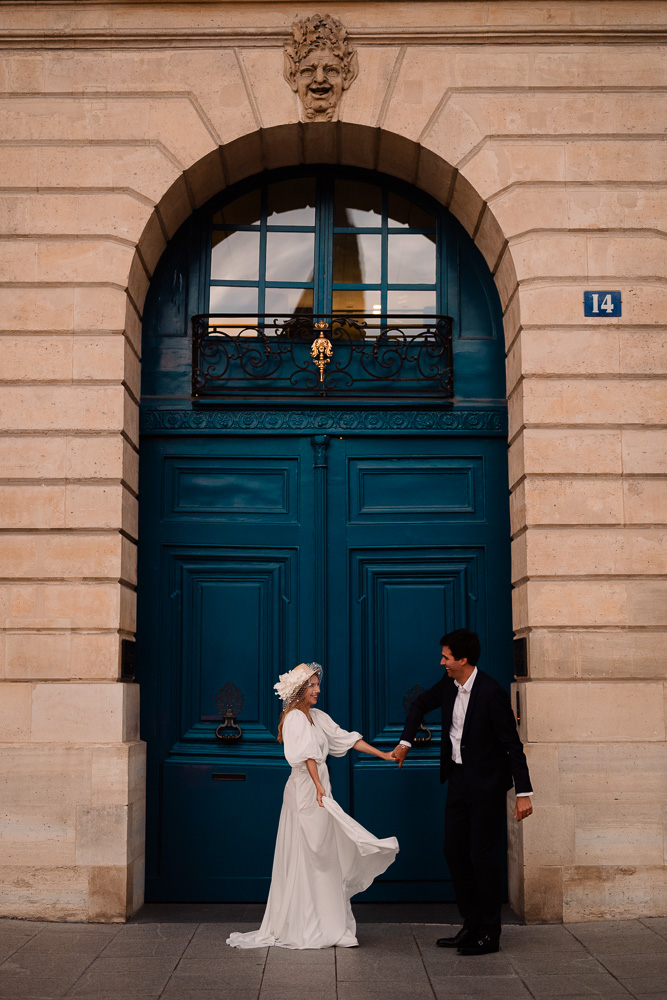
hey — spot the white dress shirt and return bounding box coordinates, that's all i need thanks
[399,667,477,758]
[449,666,477,763]
[400,667,533,796]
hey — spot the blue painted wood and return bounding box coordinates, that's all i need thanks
[138,167,512,903]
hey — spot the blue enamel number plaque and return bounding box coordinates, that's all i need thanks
[584,291,622,317]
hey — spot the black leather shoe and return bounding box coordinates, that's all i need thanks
[457,933,500,956]
[436,927,474,948]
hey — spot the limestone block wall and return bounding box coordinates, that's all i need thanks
[0,1,665,921]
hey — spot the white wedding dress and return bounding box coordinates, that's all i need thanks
[226,708,399,950]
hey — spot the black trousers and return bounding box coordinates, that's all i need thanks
[443,764,507,940]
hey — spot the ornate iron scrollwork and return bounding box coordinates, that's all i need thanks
[403,684,432,745]
[192,313,453,400]
[214,683,244,742]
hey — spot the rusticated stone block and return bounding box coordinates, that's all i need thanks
[383,47,456,142]
[237,48,299,130]
[65,484,124,530]
[565,139,667,183]
[0,533,122,579]
[31,681,132,743]
[522,579,667,628]
[76,805,129,866]
[523,865,564,923]
[0,435,67,478]
[91,741,146,807]
[527,629,667,680]
[128,854,145,916]
[87,865,128,923]
[511,479,624,529]
[521,378,666,426]
[2,632,120,681]
[0,386,125,432]
[0,336,72,381]
[72,336,125,382]
[0,485,66,529]
[563,865,667,921]
[66,434,124,480]
[524,804,576,866]
[510,429,622,483]
[0,745,89,866]
[0,864,88,921]
[624,479,667,525]
[559,743,667,805]
[519,527,667,578]
[522,680,665,743]
[574,804,664,866]
[1,582,121,630]
[0,682,32,740]
[622,429,667,475]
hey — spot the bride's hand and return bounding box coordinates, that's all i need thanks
[380,751,396,762]
[316,784,326,807]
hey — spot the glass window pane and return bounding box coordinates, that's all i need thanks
[332,289,381,316]
[265,287,313,316]
[333,233,381,285]
[209,284,257,316]
[211,231,260,281]
[212,189,261,227]
[208,286,258,336]
[387,290,436,316]
[387,192,435,230]
[267,178,316,226]
[388,233,436,284]
[265,232,314,282]
[334,180,382,227]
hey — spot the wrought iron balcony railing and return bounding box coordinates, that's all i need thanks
[192,313,453,401]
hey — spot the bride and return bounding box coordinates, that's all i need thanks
[226,662,399,950]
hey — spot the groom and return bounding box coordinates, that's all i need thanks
[392,629,533,955]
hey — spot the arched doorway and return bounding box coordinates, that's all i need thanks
[138,166,510,902]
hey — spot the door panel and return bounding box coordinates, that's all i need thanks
[140,436,317,901]
[139,432,512,902]
[325,435,511,899]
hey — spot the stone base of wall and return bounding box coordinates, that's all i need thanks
[0,741,145,922]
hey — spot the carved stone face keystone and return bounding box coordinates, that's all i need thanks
[284,13,358,122]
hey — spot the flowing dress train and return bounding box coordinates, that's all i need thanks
[226,708,399,950]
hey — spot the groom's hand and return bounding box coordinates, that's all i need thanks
[391,745,409,769]
[514,795,533,821]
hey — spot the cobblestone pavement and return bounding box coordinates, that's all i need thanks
[0,911,665,1000]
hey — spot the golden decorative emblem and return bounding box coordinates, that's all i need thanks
[310,321,333,382]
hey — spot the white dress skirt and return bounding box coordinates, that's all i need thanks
[226,708,399,950]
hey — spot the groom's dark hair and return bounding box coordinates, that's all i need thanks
[440,628,481,666]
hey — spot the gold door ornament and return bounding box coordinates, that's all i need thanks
[310,321,333,382]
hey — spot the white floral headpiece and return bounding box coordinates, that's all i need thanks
[274,662,322,704]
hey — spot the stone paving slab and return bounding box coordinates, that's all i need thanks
[0,916,665,999]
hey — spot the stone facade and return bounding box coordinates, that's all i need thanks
[0,1,665,922]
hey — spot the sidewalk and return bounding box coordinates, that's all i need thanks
[0,908,665,1000]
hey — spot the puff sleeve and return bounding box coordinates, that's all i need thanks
[313,710,362,758]
[282,710,326,766]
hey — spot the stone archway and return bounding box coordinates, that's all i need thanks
[125,122,525,917]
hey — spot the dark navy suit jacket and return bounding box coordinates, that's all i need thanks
[400,668,533,799]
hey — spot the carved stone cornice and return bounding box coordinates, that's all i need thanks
[140,407,507,435]
[2,26,665,49]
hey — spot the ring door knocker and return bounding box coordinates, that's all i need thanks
[214,683,244,742]
[402,685,432,744]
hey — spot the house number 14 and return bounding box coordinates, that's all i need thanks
[584,291,622,317]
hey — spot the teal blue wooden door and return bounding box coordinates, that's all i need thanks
[138,165,512,902]
[139,428,510,902]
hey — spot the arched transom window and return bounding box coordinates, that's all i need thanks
[208,169,439,321]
